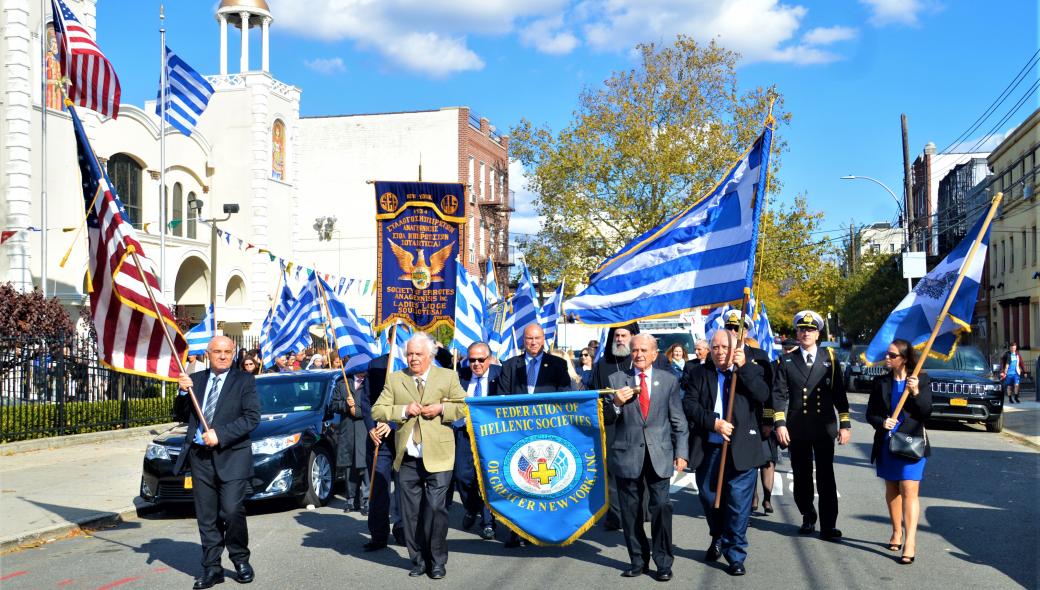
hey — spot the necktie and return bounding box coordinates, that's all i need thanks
[806,353,814,366]
[721,371,731,416]
[638,372,650,420]
[203,375,221,425]
[412,378,424,445]
[526,357,538,390]
[474,378,483,398]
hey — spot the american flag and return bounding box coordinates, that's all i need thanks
[70,103,186,379]
[50,0,121,118]
[517,456,540,487]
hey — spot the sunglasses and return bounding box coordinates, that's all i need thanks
[468,356,489,364]
[581,353,590,357]
[885,352,902,359]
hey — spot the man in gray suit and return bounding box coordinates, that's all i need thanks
[605,334,689,582]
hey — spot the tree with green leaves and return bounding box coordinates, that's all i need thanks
[511,36,788,292]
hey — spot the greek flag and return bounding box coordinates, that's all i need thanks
[451,263,486,355]
[156,46,213,136]
[752,302,778,361]
[704,304,731,341]
[381,320,413,372]
[538,282,565,348]
[863,208,993,364]
[510,260,541,344]
[483,258,502,344]
[185,304,215,356]
[593,328,608,362]
[318,276,378,373]
[263,278,321,366]
[566,126,772,325]
[493,300,519,360]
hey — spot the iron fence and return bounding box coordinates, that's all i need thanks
[0,334,177,442]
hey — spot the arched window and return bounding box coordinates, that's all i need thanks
[172,183,183,237]
[186,191,197,239]
[271,119,286,180]
[106,153,142,228]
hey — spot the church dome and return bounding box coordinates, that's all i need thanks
[216,0,272,27]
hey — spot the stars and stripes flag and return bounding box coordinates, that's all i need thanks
[185,304,216,356]
[71,104,185,378]
[50,0,121,118]
[156,46,214,136]
[451,262,486,355]
[565,124,773,325]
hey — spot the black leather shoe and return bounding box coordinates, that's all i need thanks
[408,565,427,577]
[233,562,254,584]
[392,526,406,546]
[480,525,495,540]
[821,528,843,541]
[461,512,478,530]
[604,521,622,531]
[727,562,746,576]
[359,503,369,517]
[363,540,387,552]
[620,565,649,577]
[429,566,446,580]
[193,571,224,589]
[799,514,817,535]
[655,569,673,582]
[504,536,527,548]
[705,539,722,562]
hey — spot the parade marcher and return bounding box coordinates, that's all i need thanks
[579,348,594,388]
[332,370,369,514]
[773,310,851,541]
[606,334,688,581]
[1001,342,1023,403]
[453,342,499,540]
[551,348,584,388]
[693,339,710,365]
[866,338,932,565]
[185,353,207,374]
[495,323,572,547]
[358,354,405,551]
[174,336,261,589]
[683,329,769,576]
[372,333,466,580]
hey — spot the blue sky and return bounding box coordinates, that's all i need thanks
[95,0,1039,246]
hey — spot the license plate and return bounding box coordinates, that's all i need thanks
[950,398,967,407]
[183,476,193,489]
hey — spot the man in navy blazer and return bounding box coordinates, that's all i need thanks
[175,336,261,589]
[496,323,572,396]
[453,342,499,539]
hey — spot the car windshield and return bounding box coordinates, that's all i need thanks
[652,333,696,355]
[922,346,989,373]
[256,377,329,414]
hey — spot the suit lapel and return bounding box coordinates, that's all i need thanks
[792,352,811,380]
[806,350,828,389]
[402,371,420,403]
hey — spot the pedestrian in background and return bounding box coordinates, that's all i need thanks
[1001,342,1023,403]
[665,343,687,379]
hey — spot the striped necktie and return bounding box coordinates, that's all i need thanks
[413,378,424,444]
[203,374,222,424]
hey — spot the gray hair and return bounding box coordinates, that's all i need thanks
[694,339,709,350]
[631,333,658,351]
[405,332,437,355]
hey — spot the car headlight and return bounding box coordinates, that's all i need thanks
[984,383,1002,391]
[252,433,302,455]
[145,442,171,461]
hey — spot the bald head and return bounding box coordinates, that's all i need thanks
[523,323,545,356]
[710,329,737,369]
[207,336,236,374]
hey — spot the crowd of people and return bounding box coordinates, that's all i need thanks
[175,310,939,587]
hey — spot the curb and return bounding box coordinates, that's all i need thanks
[1002,430,1040,451]
[0,499,164,553]
[0,422,178,455]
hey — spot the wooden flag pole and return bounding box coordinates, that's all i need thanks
[714,288,751,509]
[891,193,1003,420]
[314,276,356,415]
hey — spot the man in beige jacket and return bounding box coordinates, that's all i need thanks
[372,332,466,580]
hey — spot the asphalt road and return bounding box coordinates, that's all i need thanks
[2,393,1037,590]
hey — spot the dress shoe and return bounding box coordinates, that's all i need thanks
[727,562,746,576]
[799,515,817,535]
[359,503,369,517]
[620,565,649,577]
[762,500,773,514]
[504,535,527,548]
[461,512,479,531]
[192,571,224,589]
[705,538,722,562]
[429,566,446,580]
[233,562,254,584]
[408,565,427,577]
[821,528,843,541]
[655,569,673,582]
[604,521,622,532]
[480,525,495,540]
[363,540,387,552]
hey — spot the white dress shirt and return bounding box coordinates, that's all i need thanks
[404,368,432,458]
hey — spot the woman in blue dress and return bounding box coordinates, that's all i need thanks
[866,338,932,565]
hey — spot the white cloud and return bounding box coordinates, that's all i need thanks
[383,33,485,76]
[802,25,858,46]
[520,15,580,55]
[859,0,929,26]
[508,160,544,238]
[303,57,347,75]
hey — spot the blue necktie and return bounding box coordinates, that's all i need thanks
[526,357,538,391]
[203,375,222,425]
[474,378,483,397]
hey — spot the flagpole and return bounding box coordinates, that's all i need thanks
[257,269,283,375]
[714,287,751,509]
[891,193,1003,420]
[315,276,355,414]
[40,0,49,296]
[158,3,167,292]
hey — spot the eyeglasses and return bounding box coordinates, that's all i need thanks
[581,353,590,357]
[468,356,489,364]
[884,352,901,359]
[796,326,819,332]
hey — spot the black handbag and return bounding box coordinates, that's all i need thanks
[888,428,927,460]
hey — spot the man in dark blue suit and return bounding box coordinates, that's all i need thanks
[453,341,499,540]
[175,336,261,589]
[357,354,404,551]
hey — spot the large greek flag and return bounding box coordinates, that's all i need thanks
[493,299,520,360]
[156,46,213,136]
[318,276,379,373]
[262,278,321,366]
[863,207,993,364]
[538,282,565,347]
[566,126,773,325]
[382,320,413,372]
[752,302,779,361]
[451,262,486,355]
[510,260,541,342]
[185,304,215,356]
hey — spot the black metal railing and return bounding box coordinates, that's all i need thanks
[0,334,177,442]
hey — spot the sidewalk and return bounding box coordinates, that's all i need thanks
[0,425,174,551]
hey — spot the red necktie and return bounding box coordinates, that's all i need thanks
[639,372,650,419]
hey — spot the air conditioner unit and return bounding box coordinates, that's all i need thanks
[1024,184,1034,200]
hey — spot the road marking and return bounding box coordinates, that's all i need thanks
[669,471,698,494]
[95,576,143,590]
[0,571,28,582]
[784,471,841,498]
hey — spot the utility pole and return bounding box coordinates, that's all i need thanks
[901,114,914,252]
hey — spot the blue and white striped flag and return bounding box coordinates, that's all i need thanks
[260,278,295,368]
[451,262,486,355]
[318,276,379,373]
[185,304,215,356]
[566,126,772,325]
[863,207,993,364]
[538,282,565,348]
[483,258,502,345]
[382,320,414,372]
[704,304,731,342]
[510,260,540,346]
[593,327,608,363]
[263,277,321,366]
[493,300,520,361]
[752,302,778,361]
[156,46,214,136]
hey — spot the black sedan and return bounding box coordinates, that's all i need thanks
[140,370,343,507]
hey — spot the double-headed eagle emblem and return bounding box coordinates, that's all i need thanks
[388,239,452,290]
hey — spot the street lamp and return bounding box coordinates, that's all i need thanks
[313,216,341,274]
[187,195,239,311]
[840,175,910,252]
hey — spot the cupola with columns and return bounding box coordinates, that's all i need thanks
[216,0,273,74]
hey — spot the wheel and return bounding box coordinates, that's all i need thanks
[985,413,1004,433]
[300,447,334,507]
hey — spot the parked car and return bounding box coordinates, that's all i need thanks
[845,345,888,393]
[140,370,343,508]
[922,345,1005,433]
